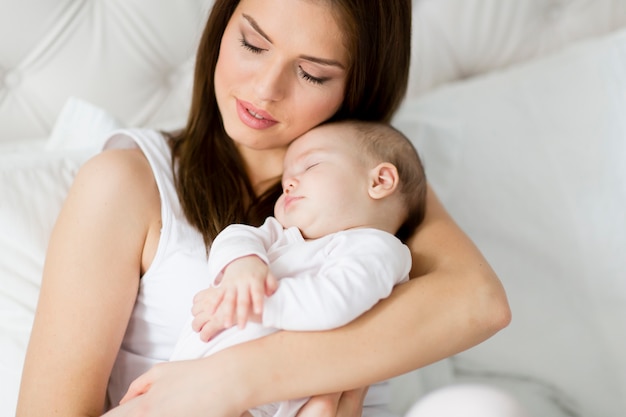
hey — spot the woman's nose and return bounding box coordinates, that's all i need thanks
[254,59,287,102]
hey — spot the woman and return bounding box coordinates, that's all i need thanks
[16,1,511,416]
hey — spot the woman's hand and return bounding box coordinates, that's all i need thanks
[114,361,368,417]
[296,387,369,417]
[104,359,245,417]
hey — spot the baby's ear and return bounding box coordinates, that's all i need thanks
[368,162,399,200]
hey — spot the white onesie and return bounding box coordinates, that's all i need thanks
[171,217,411,417]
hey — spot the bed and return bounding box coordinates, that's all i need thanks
[1,1,625,416]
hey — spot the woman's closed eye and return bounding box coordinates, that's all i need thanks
[240,37,265,54]
[298,67,326,85]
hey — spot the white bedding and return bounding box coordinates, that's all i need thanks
[394,26,626,417]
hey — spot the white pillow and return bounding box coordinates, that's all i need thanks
[46,97,123,152]
[0,94,147,415]
[394,27,626,417]
[0,149,91,417]
[0,95,123,416]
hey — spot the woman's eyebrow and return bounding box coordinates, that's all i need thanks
[242,14,272,43]
[300,55,345,69]
[242,13,345,70]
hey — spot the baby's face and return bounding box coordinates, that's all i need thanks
[274,124,372,239]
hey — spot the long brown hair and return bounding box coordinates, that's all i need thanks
[170,0,412,248]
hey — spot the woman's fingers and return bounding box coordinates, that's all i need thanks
[336,386,369,417]
[296,393,341,416]
[119,369,154,404]
[295,386,369,416]
[103,360,245,417]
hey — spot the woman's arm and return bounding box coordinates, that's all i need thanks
[16,149,160,417]
[110,185,510,417]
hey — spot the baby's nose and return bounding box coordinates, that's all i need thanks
[283,178,296,193]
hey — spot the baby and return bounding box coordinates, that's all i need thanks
[132,120,426,417]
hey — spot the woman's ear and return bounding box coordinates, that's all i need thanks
[368,162,399,200]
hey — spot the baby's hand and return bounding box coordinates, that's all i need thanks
[192,255,278,341]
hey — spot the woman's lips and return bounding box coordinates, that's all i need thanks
[236,99,278,129]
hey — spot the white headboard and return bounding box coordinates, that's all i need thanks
[408,0,626,95]
[0,0,213,145]
[2,0,625,146]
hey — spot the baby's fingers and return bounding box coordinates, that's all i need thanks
[236,286,252,328]
[192,287,224,316]
[198,316,227,341]
[250,277,270,316]
[265,272,279,296]
[220,287,237,328]
[191,309,212,333]
[250,286,264,316]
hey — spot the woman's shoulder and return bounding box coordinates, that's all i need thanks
[75,147,159,213]
[54,146,162,275]
[86,146,153,185]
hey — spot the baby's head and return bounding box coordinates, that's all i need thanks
[274,120,426,241]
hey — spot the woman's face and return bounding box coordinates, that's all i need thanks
[214,0,348,152]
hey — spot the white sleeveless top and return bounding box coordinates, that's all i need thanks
[103,129,393,413]
[104,129,209,406]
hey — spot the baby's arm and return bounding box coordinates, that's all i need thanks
[263,230,411,331]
